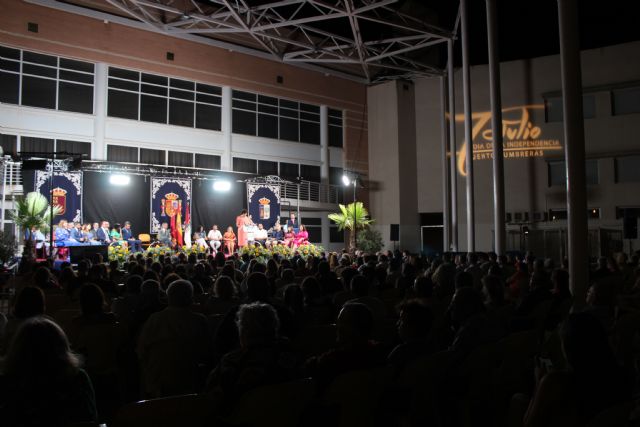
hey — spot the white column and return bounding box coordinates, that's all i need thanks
[93,63,108,160]
[320,105,329,185]
[221,86,233,170]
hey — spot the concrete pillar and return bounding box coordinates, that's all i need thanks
[558,0,588,305]
[93,63,107,160]
[440,76,451,252]
[447,39,458,251]
[486,0,506,255]
[320,105,330,203]
[221,86,233,170]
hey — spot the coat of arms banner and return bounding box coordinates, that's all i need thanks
[247,183,280,230]
[34,171,82,223]
[150,177,191,233]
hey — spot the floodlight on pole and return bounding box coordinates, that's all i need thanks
[342,174,351,186]
[213,180,231,192]
[109,174,130,186]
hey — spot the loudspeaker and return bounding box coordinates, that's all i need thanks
[69,245,109,264]
[623,210,638,239]
[390,224,399,241]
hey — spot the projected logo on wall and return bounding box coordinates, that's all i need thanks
[455,105,561,176]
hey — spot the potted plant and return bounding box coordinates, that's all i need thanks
[10,192,61,272]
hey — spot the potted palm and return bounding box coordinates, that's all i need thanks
[328,201,373,252]
[10,192,61,271]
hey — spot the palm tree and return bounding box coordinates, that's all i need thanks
[10,192,61,269]
[328,201,373,251]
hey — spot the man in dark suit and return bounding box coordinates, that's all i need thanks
[286,212,299,234]
[122,221,142,252]
[96,220,112,244]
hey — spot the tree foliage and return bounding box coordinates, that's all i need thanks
[328,202,374,251]
[10,192,61,234]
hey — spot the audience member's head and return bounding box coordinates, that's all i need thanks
[450,287,485,327]
[246,272,269,302]
[454,271,474,290]
[337,303,373,345]
[413,275,434,299]
[236,302,280,348]
[586,282,616,309]
[166,280,194,308]
[214,275,235,300]
[77,285,105,318]
[481,274,504,307]
[350,274,370,298]
[397,299,433,343]
[13,286,45,319]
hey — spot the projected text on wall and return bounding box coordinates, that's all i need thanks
[456,105,561,176]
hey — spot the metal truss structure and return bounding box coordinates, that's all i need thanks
[25,0,454,83]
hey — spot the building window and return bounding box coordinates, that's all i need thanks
[615,155,640,182]
[140,148,165,165]
[330,226,345,243]
[545,94,596,122]
[258,160,278,176]
[0,45,94,114]
[20,136,54,154]
[300,164,321,183]
[303,217,322,242]
[548,159,599,186]
[231,90,321,144]
[168,151,193,167]
[195,153,221,170]
[233,157,257,174]
[328,108,344,147]
[279,162,299,181]
[107,145,138,163]
[56,140,91,158]
[612,86,640,115]
[616,206,640,219]
[0,134,17,157]
[107,67,221,130]
[550,208,602,221]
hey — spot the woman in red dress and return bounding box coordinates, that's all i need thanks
[283,227,296,248]
[294,224,309,248]
[235,209,250,248]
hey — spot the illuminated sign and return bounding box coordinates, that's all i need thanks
[455,105,562,176]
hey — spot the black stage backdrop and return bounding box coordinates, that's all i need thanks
[191,179,246,233]
[83,171,150,233]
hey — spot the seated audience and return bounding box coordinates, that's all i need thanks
[1,286,46,354]
[388,299,434,375]
[137,280,213,397]
[0,317,98,426]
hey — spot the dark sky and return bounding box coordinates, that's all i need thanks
[421,0,640,67]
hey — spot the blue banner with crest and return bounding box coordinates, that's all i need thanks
[35,171,82,223]
[247,183,280,230]
[150,177,191,233]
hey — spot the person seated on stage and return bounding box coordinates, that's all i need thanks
[283,227,295,248]
[266,222,284,248]
[157,222,172,246]
[286,212,299,234]
[223,226,236,254]
[293,224,309,248]
[91,222,100,239]
[193,231,207,250]
[54,219,79,246]
[81,223,101,246]
[30,226,50,256]
[207,224,222,253]
[122,221,142,252]
[254,223,268,247]
[69,222,85,244]
[109,223,127,247]
[96,220,112,245]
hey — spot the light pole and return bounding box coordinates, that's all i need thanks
[342,174,357,252]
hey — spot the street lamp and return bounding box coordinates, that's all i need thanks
[342,173,357,251]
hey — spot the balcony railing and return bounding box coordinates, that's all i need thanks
[281,180,343,204]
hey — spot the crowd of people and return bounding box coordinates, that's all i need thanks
[0,248,639,426]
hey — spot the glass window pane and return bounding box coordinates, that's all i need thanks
[59,58,94,73]
[300,164,321,182]
[0,58,20,72]
[0,71,19,104]
[195,154,221,170]
[196,104,221,131]
[22,76,56,109]
[330,227,344,243]
[257,114,278,139]
[258,160,278,176]
[169,99,194,127]
[58,82,94,114]
[329,125,343,147]
[232,99,256,111]
[22,63,57,78]
[168,151,193,167]
[0,134,18,156]
[545,96,563,122]
[233,157,257,174]
[279,117,298,142]
[170,78,194,91]
[232,109,256,135]
[108,67,139,81]
[0,46,20,60]
[232,90,256,102]
[279,162,299,180]
[108,89,139,120]
[142,83,167,96]
[23,51,57,66]
[109,78,139,91]
[300,121,320,145]
[56,140,91,157]
[59,70,94,84]
[196,93,220,105]
[141,73,167,86]
[21,136,54,154]
[140,95,167,124]
[280,99,297,110]
[196,83,221,95]
[616,155,640,182]
[613,87,640,115]
[107,145,138,162]
[140,148,165,165]
[170,88,194,101]
[258,95,278,105]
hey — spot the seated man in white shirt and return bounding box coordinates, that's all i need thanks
[254,223,268,247]
[207,224,222,252]
[193,231,207,249]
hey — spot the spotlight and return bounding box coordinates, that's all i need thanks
[109,174,130,186]
[342,175,351,186]
[523,226,530,235]
[213,180,231,192]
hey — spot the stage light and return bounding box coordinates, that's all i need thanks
[213,180,231,192]
[342,175,351,186]
[109,174,130,186]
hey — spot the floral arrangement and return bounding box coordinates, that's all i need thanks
[108,245,130,263]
